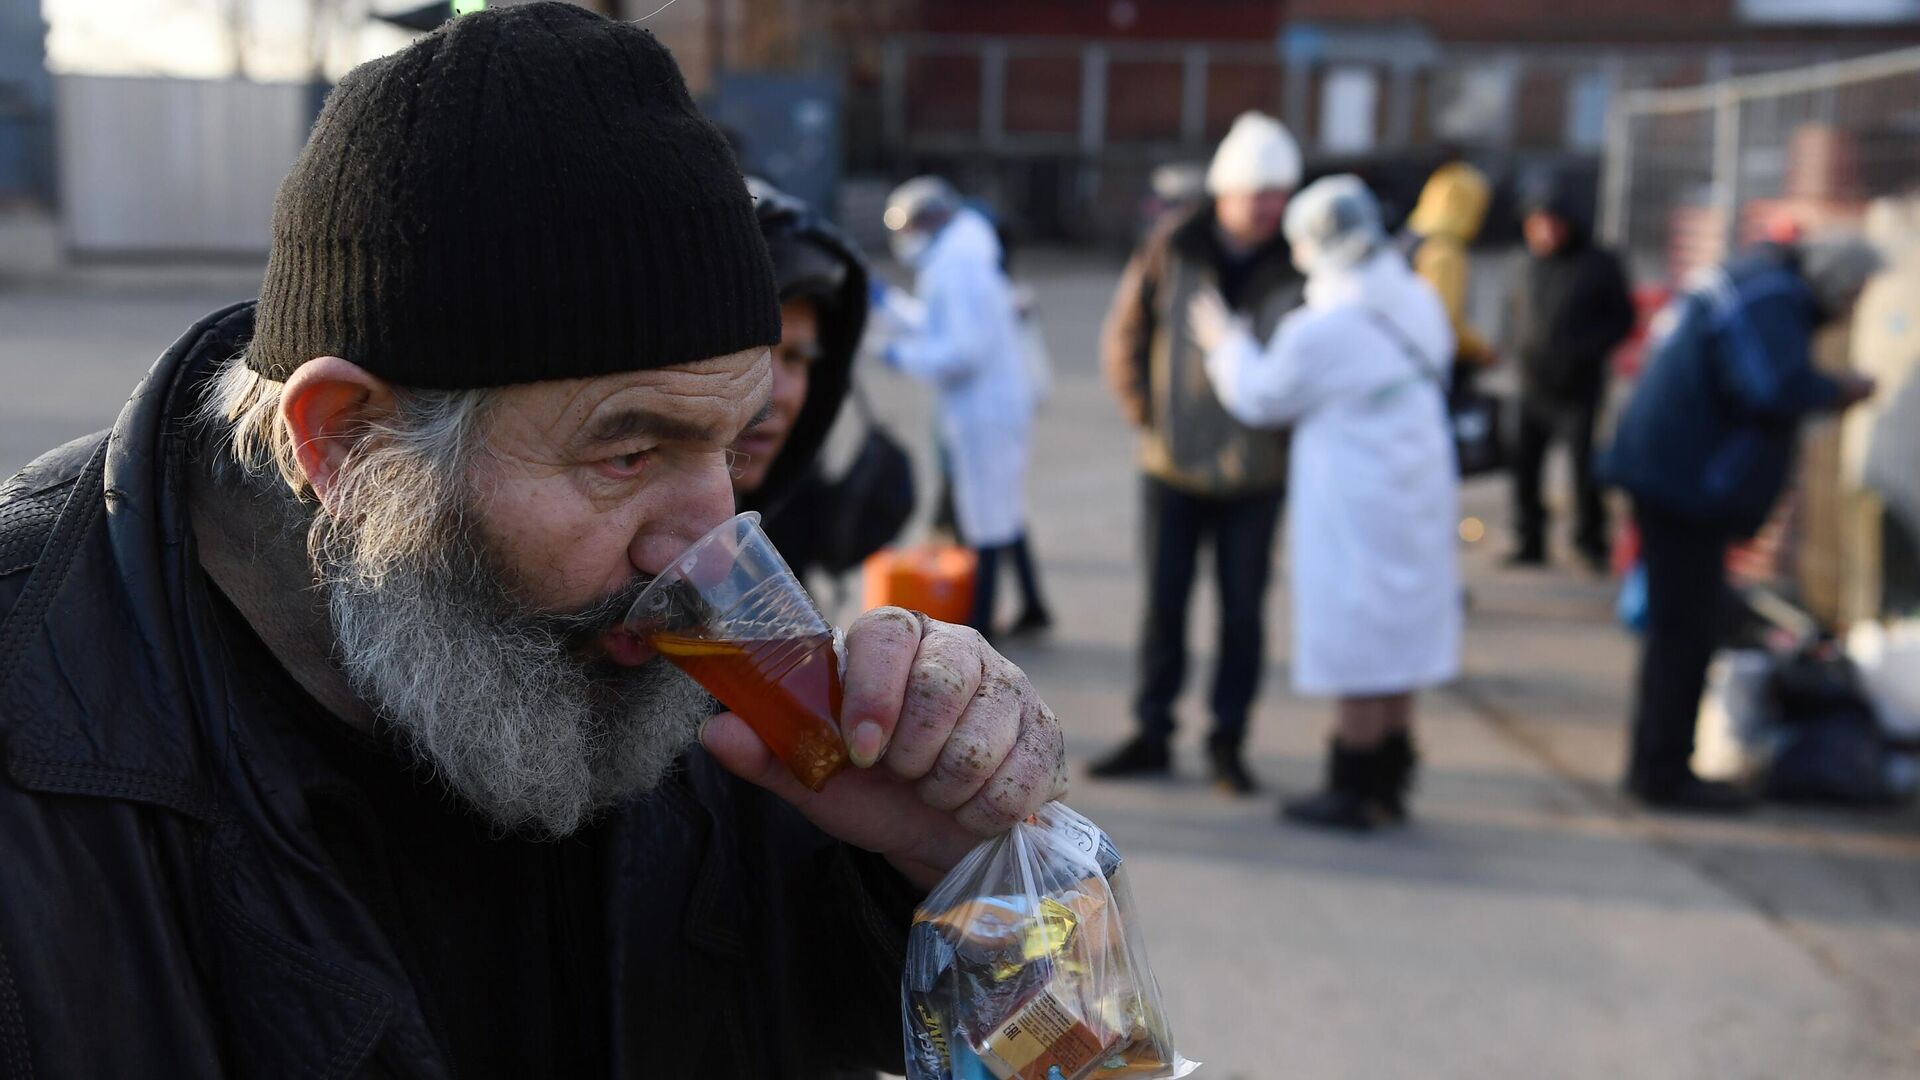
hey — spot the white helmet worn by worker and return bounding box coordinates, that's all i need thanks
[1284,174,1386,277]
[1205,112,1303,196]
[883,176,961,265]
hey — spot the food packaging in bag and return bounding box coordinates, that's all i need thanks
[902,802,1198,1080]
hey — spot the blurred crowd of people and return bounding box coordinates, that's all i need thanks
[764,106,1897,828]
[4,6,1905,1073]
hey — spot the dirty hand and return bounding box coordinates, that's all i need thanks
[700,607,1069,889]
[1186,286,1241,353]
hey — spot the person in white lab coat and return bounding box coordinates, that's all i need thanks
[1190,175,1462,831]
[879,176,1053,636]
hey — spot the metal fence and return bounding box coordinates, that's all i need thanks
[1600,46,1920,284]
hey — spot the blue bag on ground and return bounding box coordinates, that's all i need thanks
[1616,560,1648,634]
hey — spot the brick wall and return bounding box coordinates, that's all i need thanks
[921,0,1283,41]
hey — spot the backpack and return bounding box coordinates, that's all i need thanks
[816,383,916,576]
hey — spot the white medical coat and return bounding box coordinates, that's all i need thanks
[889,210,1035,547]
[1204,250,1462,696]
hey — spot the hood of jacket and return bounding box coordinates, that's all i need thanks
[740,208,870,522]
[1408,161,1491,245]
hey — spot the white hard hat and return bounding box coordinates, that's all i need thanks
[883,176,960,232]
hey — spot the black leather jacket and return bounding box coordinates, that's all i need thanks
[0,303,914,1078]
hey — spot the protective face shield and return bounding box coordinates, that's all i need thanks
[884,175,959,268]
[889,229,934,266]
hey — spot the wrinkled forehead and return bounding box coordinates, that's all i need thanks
[482,348,773,456]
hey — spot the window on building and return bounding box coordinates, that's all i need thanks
[1566,69,1612,151]
[1320,65,1378,154]
[1431,65,1515,147]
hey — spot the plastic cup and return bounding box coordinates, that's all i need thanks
[626,512,848,791]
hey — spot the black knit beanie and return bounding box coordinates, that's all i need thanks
[250,1,778,388]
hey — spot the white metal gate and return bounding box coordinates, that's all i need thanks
[1600,45,1920,284]
[56,75,310,256]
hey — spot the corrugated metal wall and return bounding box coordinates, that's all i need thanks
[56,75,309,256]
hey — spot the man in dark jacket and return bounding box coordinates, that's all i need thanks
[1090,112,1304,795]
[732,179,910,586]
[1507,182,1638,571]
[1600,238,1879,810]
[0,7,1067,1077]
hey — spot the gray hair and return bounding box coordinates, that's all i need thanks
[1799,234,1886,320]
[194,352,709,836]
[193,353,494,506]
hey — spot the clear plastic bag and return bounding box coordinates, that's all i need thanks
[902,802,1199,1080]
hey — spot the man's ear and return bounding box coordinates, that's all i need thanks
[279,356,397,505]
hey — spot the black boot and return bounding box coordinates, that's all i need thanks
[1283,741,1391,833]
[1375,731,1418,823]
[1630,775,1755,814]
[1088,735,1171,780]
[1006,608,1054,639]
[1577,542,1612,577]
[1207,734,1259,796]
[1503,544,1547,568]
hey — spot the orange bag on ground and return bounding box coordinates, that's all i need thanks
[862,545,977,625]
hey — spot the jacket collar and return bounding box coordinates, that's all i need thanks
[0,305,763,1077]
[1168,198,1293,271]
[0,302,438,1077]
[0,301,259,819]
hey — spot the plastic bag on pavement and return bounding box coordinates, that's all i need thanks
[902,802,1198,1080]
[1846,619,1920,740]
[1693,650,1779,780]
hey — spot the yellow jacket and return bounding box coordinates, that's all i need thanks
[1407,161,1493,366]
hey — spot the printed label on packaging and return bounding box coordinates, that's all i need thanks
[976,989,1111,1080]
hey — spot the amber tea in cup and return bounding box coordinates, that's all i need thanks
[627,513,849,791]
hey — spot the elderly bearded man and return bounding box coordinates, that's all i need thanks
[0,6,1066,1077]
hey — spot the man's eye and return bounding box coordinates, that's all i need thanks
[599,451,651,478]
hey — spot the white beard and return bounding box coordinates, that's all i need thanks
[315,461,711,837]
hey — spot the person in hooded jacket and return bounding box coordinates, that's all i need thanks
[1090,112,1306,795]
[0,9,1071,1076]
[1405,156,1494,370]
[1189,175,1461,831]
[731,179,908,587]
[1600,236,1879,811]
[878,176,1054,638]
[1506,181,1638,571]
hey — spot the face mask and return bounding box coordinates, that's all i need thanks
[890,229,932,266]
[1290,241,1319,277]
